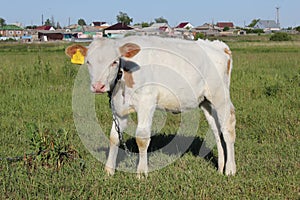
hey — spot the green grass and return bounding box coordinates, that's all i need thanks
[0,40,299,199]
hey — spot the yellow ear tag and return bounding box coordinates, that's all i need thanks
[71,49,85,65]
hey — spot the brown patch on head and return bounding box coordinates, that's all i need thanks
[224,48,232,56]
[65,45,88,58]
[119,43,141,58]
[124,71,135,88]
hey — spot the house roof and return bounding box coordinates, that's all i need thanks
[176,22,189,28]
[216,22,234,28]
[36,26,53,30]
[105,23,133,31]
[92,22,107,26]
[150,23,169,28]
[194,23,215,30]
[0,25,23,30]
[142,23,171,33]
[255,20,280,29]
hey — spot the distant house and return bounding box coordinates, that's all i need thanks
[194,23,220,36]
[0,25,24,37]
[237,30,247,35]
[254,20,280,32]
[63,25,103,41]
[65,24,79,31]
[38,31,63,41]
[91,21,110,29]
[35,25,55,31]
[141,23,172,35]
[175,22,194,29]
[216,22,234,29]
[91,22,105,26]
[104,23,134,38]
[34,25,60,41]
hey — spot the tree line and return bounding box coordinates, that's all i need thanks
[0,12,168,29]
[1,13,300,32]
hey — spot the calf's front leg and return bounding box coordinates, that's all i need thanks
[105,116,128,176]
[136,129,151,178]
[135,100,155,178]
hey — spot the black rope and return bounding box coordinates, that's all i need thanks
[0,151,41,163]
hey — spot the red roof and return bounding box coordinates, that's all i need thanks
[216,22,234,28]
[176,22,189,28]
[36,26,52,30]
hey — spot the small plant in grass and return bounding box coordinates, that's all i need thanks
[26,123,80,171]
[264,83,281,97]
[270,32,292,41]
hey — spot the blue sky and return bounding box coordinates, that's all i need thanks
[1,0,299,28]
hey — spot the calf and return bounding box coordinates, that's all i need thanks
[66,36,236,177]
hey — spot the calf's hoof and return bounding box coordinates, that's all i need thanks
[137,166,148,179]
[105,166,115,176]
[225,163,236,176]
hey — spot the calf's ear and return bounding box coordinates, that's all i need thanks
[65,45,88,58]
[119,43,141,58]
[65,45,88,65]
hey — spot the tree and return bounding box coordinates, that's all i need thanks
[78,19,87,26]
[116,12,133,25]
[248,19,260,27]
[141,22,151,28]
[154,17,168,24]
[134,22,151,28]
[0,18,6,27]
[194,32,205,40]
[223,26,230,31]
[44,19,52,26]
[294,26,300,32]
[25,25,37,29]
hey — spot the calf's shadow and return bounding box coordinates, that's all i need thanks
[98,133,218,170]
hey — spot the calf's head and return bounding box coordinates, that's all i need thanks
[66,39,140,93]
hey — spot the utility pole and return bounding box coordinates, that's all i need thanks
[276,7,280,28]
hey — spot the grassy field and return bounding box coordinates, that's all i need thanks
[0,36,299,199]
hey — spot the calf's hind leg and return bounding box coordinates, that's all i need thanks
[214,101,236,175]
[200,100,225,174]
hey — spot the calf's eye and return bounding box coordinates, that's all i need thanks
[111,61,118,67]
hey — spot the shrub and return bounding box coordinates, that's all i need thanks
[194,32,205,40]
[270,32,292,41]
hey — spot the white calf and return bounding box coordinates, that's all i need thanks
[66,36,236,177]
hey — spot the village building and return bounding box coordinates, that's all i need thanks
[193,23,221,36]
[141,23,172,36]
[91,21,110,29]
[104,23,134,38]
[175,22,194,30]
[254,20,280,32]
[0,24,24,38]
[35,25,55,31]
[216,22,235,30]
